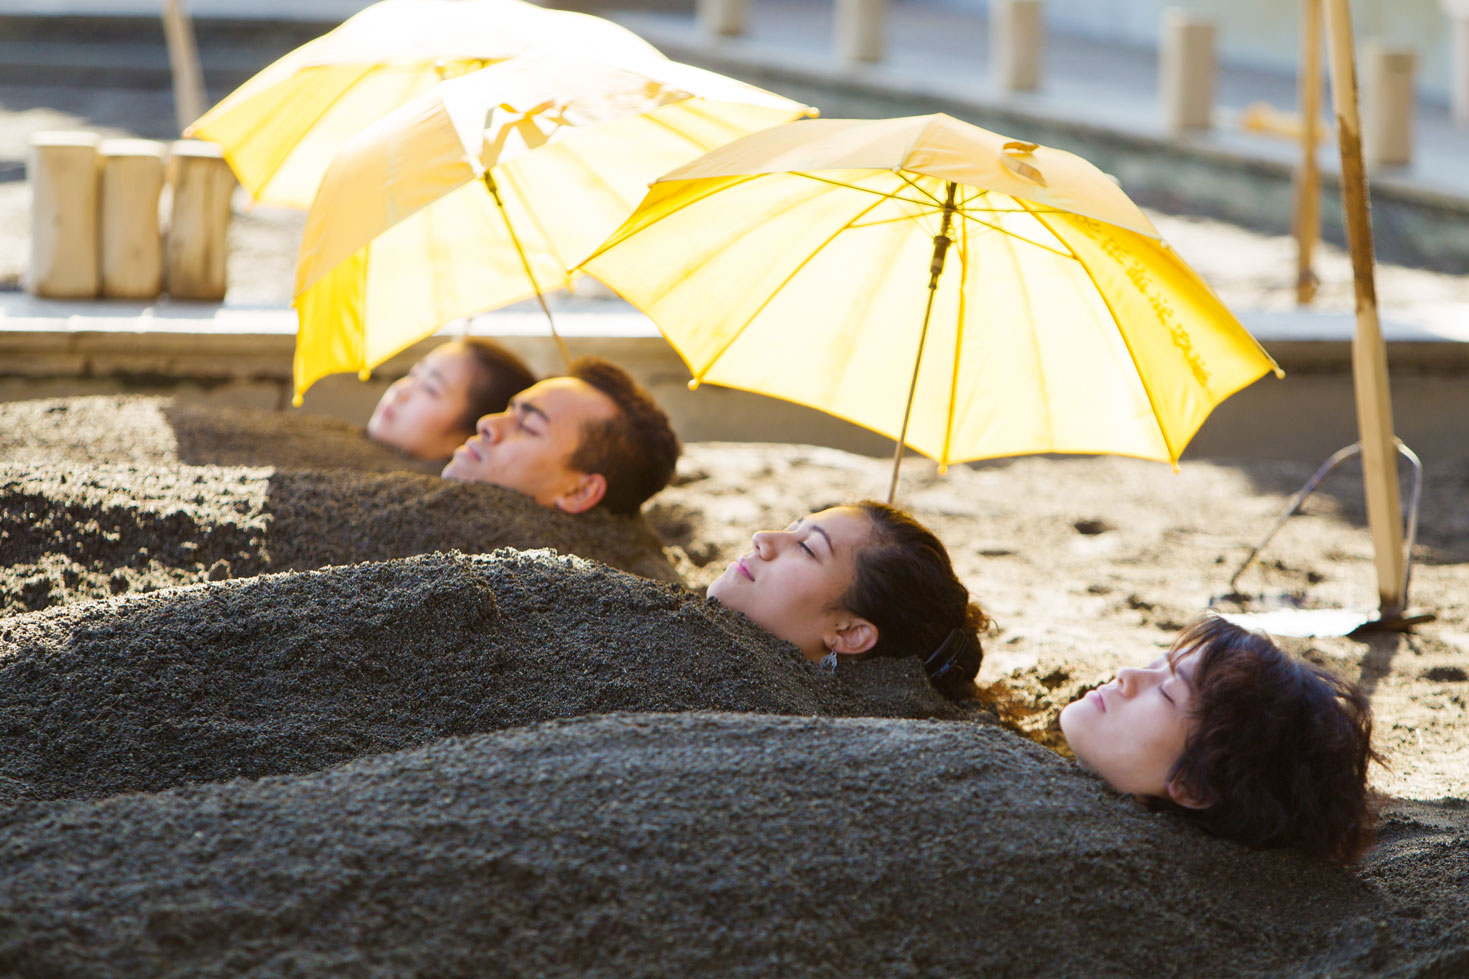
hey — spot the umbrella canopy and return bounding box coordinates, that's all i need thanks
[185,0,664,208]
[291,52,812,403]
[580,114,1281,495]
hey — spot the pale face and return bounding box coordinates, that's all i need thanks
[441,376,617,513]
[367,343,478,461]
[1059,649,1201,800]
[707,506,877,660]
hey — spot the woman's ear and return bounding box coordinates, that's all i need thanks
[826,617,878,656]
[555,472,607,514]
[1164,773,1211,811]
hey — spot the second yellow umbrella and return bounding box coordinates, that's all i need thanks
[580,114,1281,500]
[292,52,812,402]
[186,0,666,208]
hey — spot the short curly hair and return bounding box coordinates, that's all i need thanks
[565,357,681,516]
[1150,613,1380,864]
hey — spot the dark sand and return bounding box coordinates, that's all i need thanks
[0,397,683,612]
[3,400,1469,975]
[0,549,963,803]
[2,712,1465,978]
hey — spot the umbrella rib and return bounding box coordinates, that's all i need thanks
[940,213,969,469]
[693,192,893,383]
[1016,197,1178,462]
[954,209,1077,261]
[579,173,773,266]
[790,171,937,210]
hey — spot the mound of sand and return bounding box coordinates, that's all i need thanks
[0,395,441,473]
[0,459,682,613]
[0,550,969,803]
[1,712,1463,977]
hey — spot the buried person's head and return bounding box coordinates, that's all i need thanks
[1060,612,1379,863]
[367,339,536,461]
[441,357,680,515]
[708,501,989,699]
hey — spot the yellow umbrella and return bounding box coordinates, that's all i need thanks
[184,0,664,208]
[291,52,812,403]
[579,114,1282,500]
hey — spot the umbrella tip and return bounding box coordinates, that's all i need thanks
[359,369,372,381]
[687,379,700,391]
[291,393,303,407]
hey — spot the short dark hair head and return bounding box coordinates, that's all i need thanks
[840,501,989,700]
[565,356,681,516]
[454,338,537,431]
[1154,613,1380,864]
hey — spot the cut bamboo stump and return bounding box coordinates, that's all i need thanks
[836,0,886,63]
[697,0,747,37]
[27,131,100,298]
[99,139,166,300]
[1160,10,1217,133]
[166,140,235,301]
[992,0,1044,93]
[1445,0,1469,128]
[1362,41,1416,167]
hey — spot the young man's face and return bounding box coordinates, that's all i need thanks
[441,376,617,513]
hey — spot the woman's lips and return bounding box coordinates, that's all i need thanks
[1087,689,1107,712]
[735,558,754,581]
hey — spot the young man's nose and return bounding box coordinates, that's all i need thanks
[476,413,506,441]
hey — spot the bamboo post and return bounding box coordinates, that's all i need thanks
[1446,0,1469,127]
[99,139,166,300]
[166,139,235,300]
[1293,0,1322,305]
[162,0,206,131]
[835,0,886,63]
[1322,0,1406,617]
[992,0,1044,93]
[27,131,100,298]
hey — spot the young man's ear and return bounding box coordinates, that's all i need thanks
[554,472,606,514]
[825,617,878,657]
[1165,774,1211,811]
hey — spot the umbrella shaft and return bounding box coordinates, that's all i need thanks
[889,182,960,503]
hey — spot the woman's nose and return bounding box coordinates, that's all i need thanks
[751,529,781,556]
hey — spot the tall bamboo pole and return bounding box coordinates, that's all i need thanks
[162,0,207,132]
[1322,0,1406,617]
[1293,0,1322,305]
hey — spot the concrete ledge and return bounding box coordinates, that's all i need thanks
[3,296,1468,461]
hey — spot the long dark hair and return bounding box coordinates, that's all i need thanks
[457,338,536,431]
[1156,613,1380,864]
[841,501,989,700]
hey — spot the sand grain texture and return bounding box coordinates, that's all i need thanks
[0,550,962,803]
[0,713,1463,978]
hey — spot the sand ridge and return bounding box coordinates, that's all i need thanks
[0,549,966,804]
[2,712,1461,978]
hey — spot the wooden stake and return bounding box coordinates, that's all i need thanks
[162,0,207,131]
[1293,0,1322,305]
[1323,0,1406,617]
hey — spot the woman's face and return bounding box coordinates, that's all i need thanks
[367,343,478,460]
[1059,648,1201,800]
[707,506,874,660]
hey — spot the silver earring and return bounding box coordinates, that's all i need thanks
[820,649,837,673]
